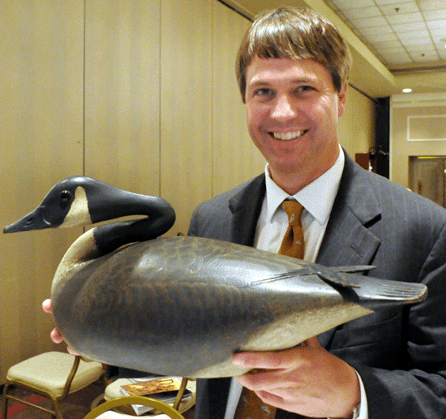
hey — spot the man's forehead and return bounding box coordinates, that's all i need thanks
[245,57,329,86]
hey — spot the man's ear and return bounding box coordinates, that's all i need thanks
[337,82,348,118]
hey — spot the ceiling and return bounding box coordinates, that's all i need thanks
[325,0,446,71]
[225,0,446,97]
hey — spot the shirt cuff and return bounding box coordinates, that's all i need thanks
[356,370,368,419]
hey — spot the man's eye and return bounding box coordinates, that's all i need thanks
[255,88,273,96]
[296,85,315,93]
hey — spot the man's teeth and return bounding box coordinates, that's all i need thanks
[272,131,306,141]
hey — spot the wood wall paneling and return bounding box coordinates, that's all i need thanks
[338,87,375,157]
[0,0,84,382]
[160,0,213,235]
[351,89,375,155]
[84,0,161,196]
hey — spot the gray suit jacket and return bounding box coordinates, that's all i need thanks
[188,154,446,419]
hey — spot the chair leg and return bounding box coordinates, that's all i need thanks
[2,382,10,419]
[52,398,64,419]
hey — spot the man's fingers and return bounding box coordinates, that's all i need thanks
[233,337,321,370]
[44,299,78,354]
[67,346,79,356]
[233,351,282,369]
[50,327,64,344]
[42,299,52,313]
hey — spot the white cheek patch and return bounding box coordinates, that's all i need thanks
[60,187,93,228]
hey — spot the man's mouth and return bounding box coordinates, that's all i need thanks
[270,130,308,141]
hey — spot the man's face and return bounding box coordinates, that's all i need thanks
[245,57,347,192]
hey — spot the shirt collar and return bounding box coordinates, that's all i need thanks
[264,146,345,224]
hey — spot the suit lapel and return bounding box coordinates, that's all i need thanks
[228,174,266,246]
[317,154,382,348]
[317,154,381,267]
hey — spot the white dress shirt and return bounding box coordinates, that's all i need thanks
[254,148,344,260]
[224,147,368,419]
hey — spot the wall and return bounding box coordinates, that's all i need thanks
[391,93,446,188]
[339,87,376,157]
[1,0,85,382]
[0,0,375,383]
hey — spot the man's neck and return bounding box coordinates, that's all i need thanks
[268,147,341,195]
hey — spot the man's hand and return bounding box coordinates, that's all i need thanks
[42,299,78,355]
[232,337,360,418]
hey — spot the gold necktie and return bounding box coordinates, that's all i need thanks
[278,200,305,259]
[234,200,305,419]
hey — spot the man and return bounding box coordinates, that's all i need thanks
[188,6,446,419]
[44,6,446,419]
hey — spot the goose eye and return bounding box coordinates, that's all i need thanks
[60,190,71,208]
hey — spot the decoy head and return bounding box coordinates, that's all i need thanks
[4,176,175,239]
[4,177,90,233]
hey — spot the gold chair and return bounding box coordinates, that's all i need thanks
[85,396,184,419]
[2,351,104,419]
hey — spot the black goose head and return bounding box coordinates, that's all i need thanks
[4,177,176,239]
[3,177,88,233]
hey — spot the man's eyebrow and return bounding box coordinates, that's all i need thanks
[248,77,318,87]
[247,80,271,88]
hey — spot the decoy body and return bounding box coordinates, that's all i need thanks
[4,177,427,378]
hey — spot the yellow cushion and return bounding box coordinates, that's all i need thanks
[7,351,103,398]
[104,379,133,400]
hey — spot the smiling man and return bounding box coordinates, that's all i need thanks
[189,6,446,419]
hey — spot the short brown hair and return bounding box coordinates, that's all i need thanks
[236,7,351,102]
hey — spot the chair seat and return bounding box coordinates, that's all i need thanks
[7,351,103,398]
[104,378,196,415]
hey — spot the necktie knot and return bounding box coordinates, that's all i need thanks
[282,200,304,226]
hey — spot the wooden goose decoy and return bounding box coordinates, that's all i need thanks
[4,177,427,378]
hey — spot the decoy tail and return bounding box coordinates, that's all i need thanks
[316,270,427,307]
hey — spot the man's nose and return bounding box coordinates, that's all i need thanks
[271,95,296,121]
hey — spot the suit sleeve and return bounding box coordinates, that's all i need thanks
[188,208,198,236]
[188,203,214,238]
[354,222,446,419]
